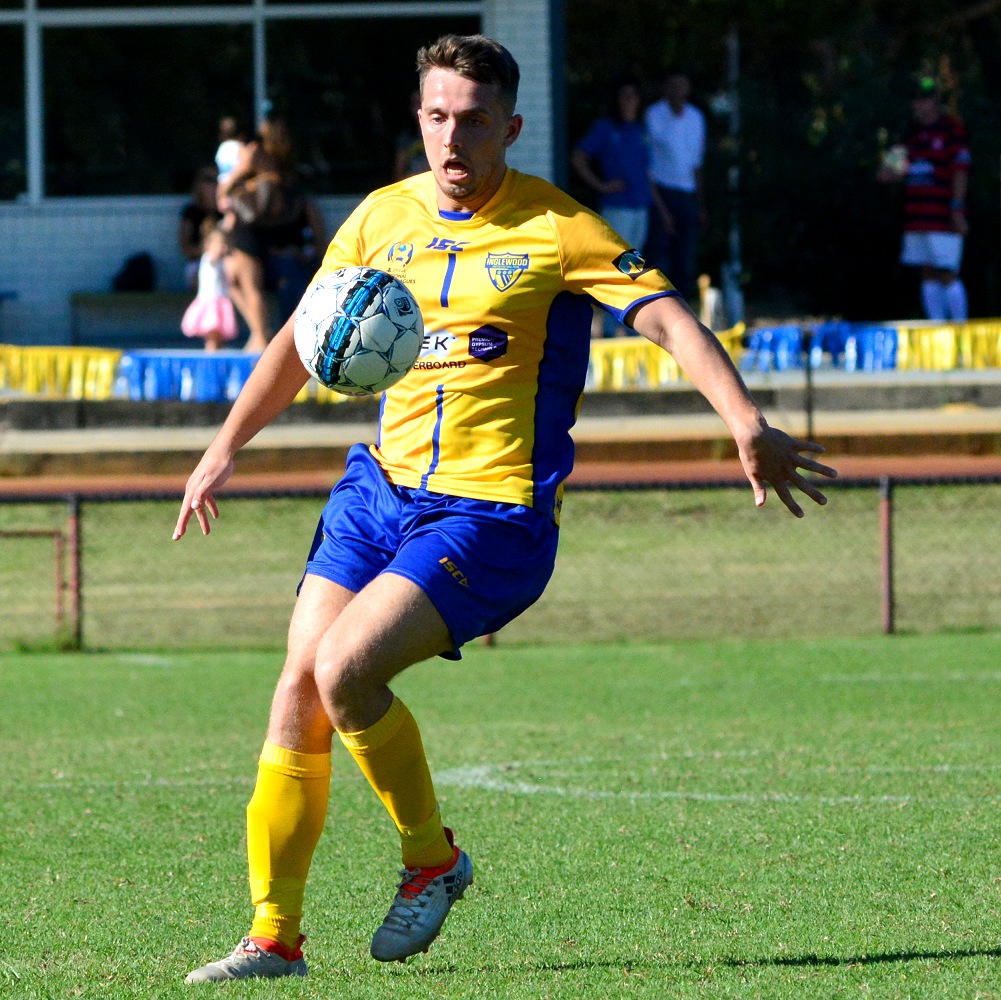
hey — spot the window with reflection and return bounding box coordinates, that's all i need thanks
[40,0,245,9]
[44,25,253,195]
[267,15,478,194]
[23,11,479,198]
[0,27,25,199]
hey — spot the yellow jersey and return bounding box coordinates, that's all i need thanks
[317,167,675,522]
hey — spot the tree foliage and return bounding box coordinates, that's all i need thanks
[565,0,1001,319]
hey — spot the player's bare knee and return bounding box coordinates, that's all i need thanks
[313,653,384,728]
[312,652,356,705]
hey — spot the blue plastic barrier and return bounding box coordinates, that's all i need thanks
[740,325,803,372]
[805,321,898,371]
[808,320,849,369]
[117,349,259,402]
[844,324,898,372]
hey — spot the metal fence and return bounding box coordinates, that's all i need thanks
[1,476,999,651]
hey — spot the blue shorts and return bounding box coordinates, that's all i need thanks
[302,445,560,657]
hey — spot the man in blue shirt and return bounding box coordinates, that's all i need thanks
[572,79,656,254]
[572,79,662,335]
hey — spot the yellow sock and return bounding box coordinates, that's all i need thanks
[338,696,452,869]
[246,741,331,948]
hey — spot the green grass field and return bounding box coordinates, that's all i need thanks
[4,634,1001,998]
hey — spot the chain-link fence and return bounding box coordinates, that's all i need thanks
[1,479,999,651]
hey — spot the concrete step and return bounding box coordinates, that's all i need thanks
[2,405,1000,478]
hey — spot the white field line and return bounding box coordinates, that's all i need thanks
[432,758,998,806]
[17,756,1001,805]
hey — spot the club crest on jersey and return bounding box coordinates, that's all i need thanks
[613,248,653,279]
[387,242,414,265]
[485,252,529,292]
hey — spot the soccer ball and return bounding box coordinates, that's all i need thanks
[293,266,424,395]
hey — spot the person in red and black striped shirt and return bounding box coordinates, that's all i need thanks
[879,76,970,320]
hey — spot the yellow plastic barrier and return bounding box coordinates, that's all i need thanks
[896,324,957,371]
[292,380,359,404]
[894,320,1001,371]
[957,320,1001,369]
[0,344,123,400]
[587,323,745,391]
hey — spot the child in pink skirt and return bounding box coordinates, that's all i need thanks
[181,220,238,351]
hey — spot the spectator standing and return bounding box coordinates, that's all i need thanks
[644,70,706,303]
[181,219,238,351]
[178,167,221,291]
[215,115,248,219]
[220,118,305,352]
[571,79,654,253]
[571,79,658,336]
[878,76,970,321]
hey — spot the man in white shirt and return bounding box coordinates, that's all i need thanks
[644,71,706,302]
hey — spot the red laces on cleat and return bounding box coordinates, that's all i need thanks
[398,848,461,899]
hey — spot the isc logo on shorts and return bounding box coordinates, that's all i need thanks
[438,556,470,587]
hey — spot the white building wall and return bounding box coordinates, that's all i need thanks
[0,196,358,346]
[482,0,557,182]
[0,0,558,346]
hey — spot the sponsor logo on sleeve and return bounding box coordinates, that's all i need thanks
[612,248,653,279]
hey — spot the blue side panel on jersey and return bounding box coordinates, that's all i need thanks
[420,384,446,489]
[593,288,678,325]
[376,391,386,450]
[531,292,594,514]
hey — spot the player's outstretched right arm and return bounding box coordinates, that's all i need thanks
[172,318,309,540]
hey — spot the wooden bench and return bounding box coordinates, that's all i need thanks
[69,292,196,350]
[69,290,283,351]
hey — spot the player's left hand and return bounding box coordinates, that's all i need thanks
[737,424,838,517]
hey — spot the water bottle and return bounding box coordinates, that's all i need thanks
[143,365,158,400]
[179,366,194,401]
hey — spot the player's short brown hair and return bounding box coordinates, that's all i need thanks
[416,34,520,114]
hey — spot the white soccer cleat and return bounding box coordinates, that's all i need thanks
[184,935,307,983]
[370,829,474,963]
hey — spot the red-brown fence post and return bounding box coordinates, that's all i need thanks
[879,475,895,635]
[67,495,83,650]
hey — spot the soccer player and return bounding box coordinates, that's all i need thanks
[174,34,837,983]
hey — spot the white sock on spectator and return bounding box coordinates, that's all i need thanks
[920,280,947,320]
[944,279,968,321]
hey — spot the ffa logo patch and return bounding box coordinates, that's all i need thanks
[485,252,529,292]
[613,249,653,279]
[387,242,414,265]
